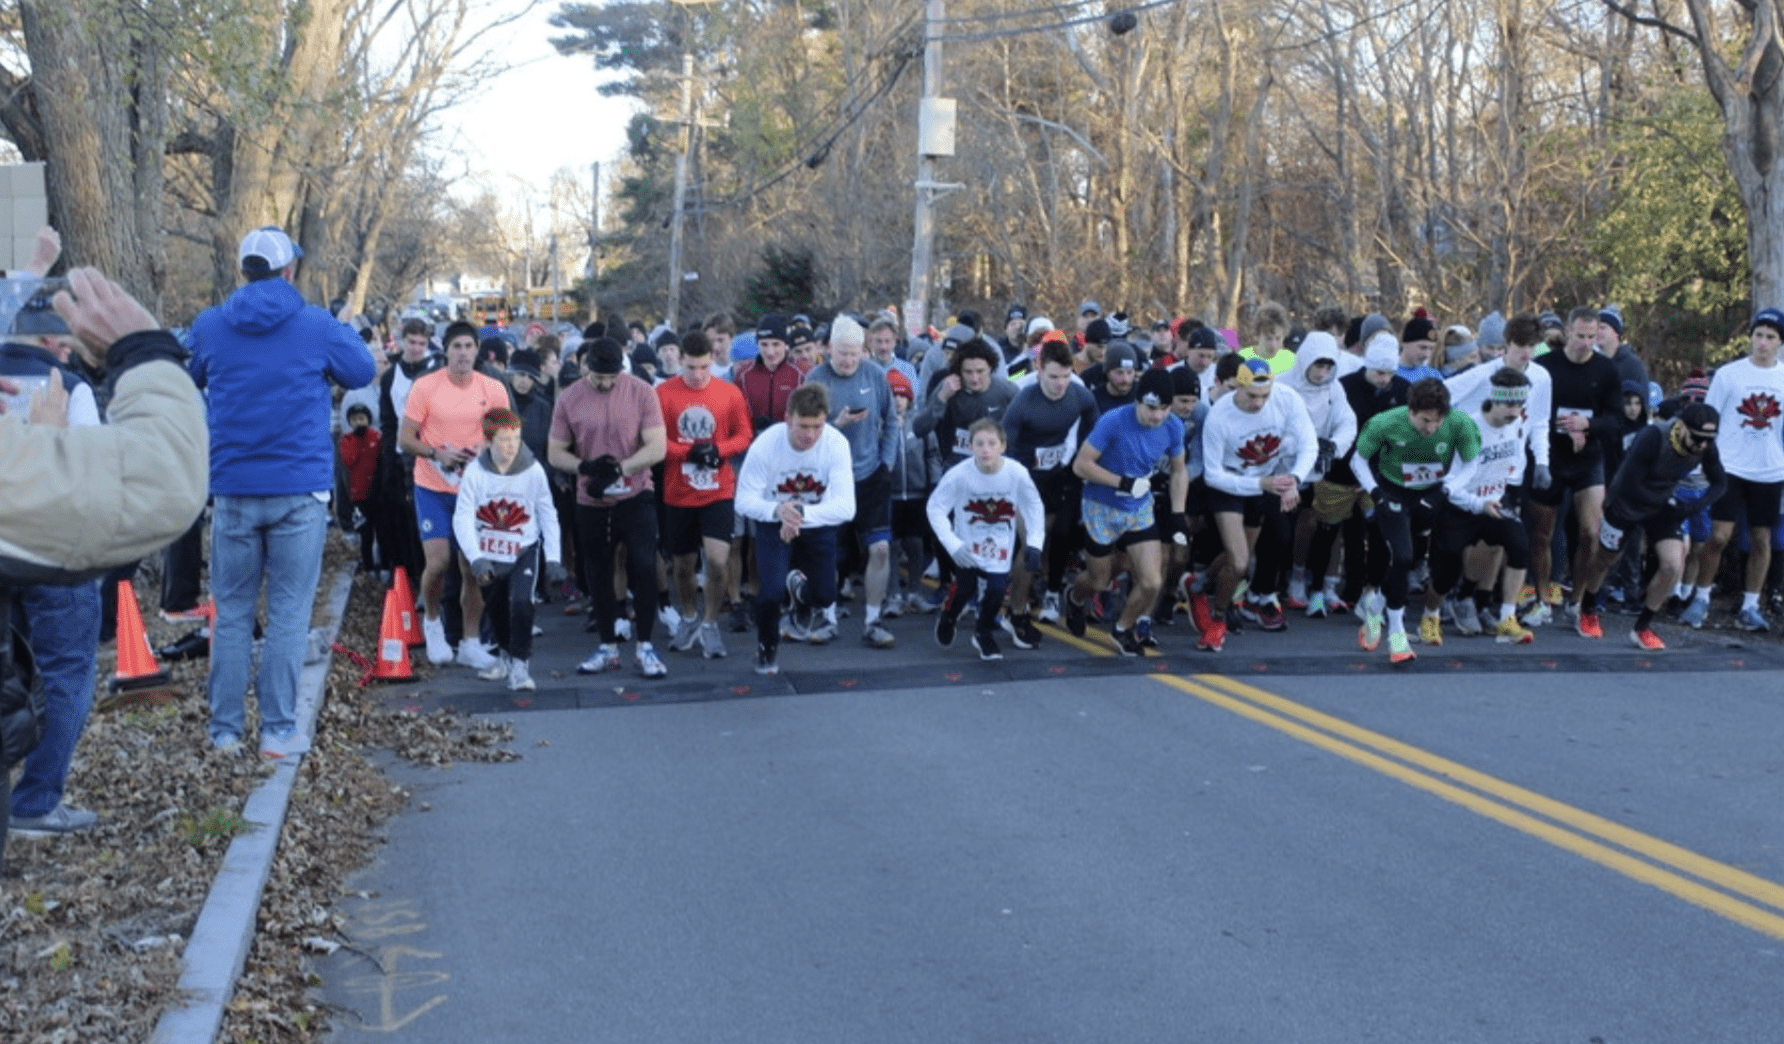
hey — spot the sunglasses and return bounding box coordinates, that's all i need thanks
[1686,428,1718,444]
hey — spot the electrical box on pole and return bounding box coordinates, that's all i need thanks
[918,98,957,157]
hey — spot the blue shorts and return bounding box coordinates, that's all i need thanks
[415,487,457,543]
[1673,486,1714,543]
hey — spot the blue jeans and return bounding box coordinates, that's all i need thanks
[208,494,327,744]
[10,580,100,818]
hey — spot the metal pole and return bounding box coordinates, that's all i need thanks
[666,48,695,330]
[589,161,601,281]
[906,0,944,334]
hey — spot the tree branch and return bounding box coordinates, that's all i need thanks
[1600,0,1699,45]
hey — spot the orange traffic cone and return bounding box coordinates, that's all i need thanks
[369,587,414,681]
[392,566,424,646]
[110,580,173,693]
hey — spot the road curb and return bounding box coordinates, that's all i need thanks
[149,568,357,1044]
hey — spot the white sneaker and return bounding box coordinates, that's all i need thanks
[1037,590,1062,623]
[669,616,701,652]
[422,614,452,665]
[636,642,668,678]
[457,639,497,670]
[478,652,510,682]
[507,658,535,692]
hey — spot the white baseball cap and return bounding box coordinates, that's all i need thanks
[238,226,303,272]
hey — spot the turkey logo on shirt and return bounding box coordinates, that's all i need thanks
[476,498,531,532]
[776,472,827,504]
[1237,432,1283,470]
[1737,392,1781,431]
[965,497,1016,526]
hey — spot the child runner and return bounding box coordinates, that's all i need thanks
[454,408,566,691]
[926,418,1046,660]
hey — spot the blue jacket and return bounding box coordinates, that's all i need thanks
[188,278,374,496]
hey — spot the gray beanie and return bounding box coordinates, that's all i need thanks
[1477,311,1506,348]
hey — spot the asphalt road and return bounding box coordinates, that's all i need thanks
[315,598,1784,1043]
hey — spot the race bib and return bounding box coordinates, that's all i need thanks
[682,462,721,491]
[603,477,630,497]
[1556,407,1593,428]
[953,428,973,455]
[429,459,463,488]
[1401,461,1444,489]
[479,534,520,557]
[969,537,1010,564]
[1035,443,1068,471]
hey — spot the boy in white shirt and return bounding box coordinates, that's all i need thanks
[926,418,1046,660]
[453,408,565,691]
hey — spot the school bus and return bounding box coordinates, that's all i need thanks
[469,293,509,327]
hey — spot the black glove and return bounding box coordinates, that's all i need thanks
[579,454,623,494]
[688,442,724,470]
[1315,438,1335,476]
[1168,511,1190,545]
[1022,546,1042,574]
[546,562,568,587]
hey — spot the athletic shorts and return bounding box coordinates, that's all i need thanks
[663,500,736,556]
[414,487,456,543]
[1031,467,1083,517]
[1204,485,1272,528]
[1530,454,1605,507]
[851,466,892,546]
[1311,480,1372,526]
[1599,504,1684,553]
[1081,496,1158,556]
[1709,474,1784,529]
[891,498,927,541]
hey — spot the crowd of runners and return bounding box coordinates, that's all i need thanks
[349,295,1784,684]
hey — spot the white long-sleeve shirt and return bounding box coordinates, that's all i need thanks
[452,448,561,571]
[926,456,1045,573]
[734,422,858,528]
[1200,384,1319,497]
[1443,412,1528,514]
[1445,358,1552,469]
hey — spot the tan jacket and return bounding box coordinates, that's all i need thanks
[0,355,208,581]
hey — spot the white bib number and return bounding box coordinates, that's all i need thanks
[479,534,520,557]
[1035,443,1068,471]
[1597,518,1625,552]
[681,462,720,491]
[1401,461,1444,489]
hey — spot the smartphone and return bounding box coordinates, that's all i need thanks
[0,374,49,418]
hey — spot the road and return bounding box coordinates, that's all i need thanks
[315,598,1784,1043]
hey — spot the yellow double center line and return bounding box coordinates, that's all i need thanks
[1041,621,1784,939]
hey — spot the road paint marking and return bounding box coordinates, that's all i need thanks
[1162,672,1784,940]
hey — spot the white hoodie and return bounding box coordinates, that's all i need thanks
[1201,382,1320,497]
[1281,332,1358,480]
[452,444,562,573]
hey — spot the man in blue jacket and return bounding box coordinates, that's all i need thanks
[187,227,374,760]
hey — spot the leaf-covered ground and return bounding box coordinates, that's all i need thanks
[1,544,519,1043]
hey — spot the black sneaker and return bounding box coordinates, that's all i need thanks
[971,631,1003,660]
[753,643,779,675]
[1135,616,1159,649]
[935,610,958,647]
[1005,612,1043,650]
[1065,593,1088,637]
[1111,626,1144,657]
[1225,604,1246,633]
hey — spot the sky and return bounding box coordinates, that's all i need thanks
[432,2,638,209]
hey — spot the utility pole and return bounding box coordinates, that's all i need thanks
[589,161,601,281]
[665,46,696,330]
[906,0,960,338]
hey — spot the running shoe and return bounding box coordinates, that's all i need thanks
[507,658,536,692]
[1037,590,1062,623]
[1111,626,1144,657]
[1521,601,1553,628]
[1680,596,1710,629]
[1629,627,1665,651]
[1495,616,1535,645]
[1358,609,1384,652]
[1418,612,1443,646]
[971,631,1004,661]
[1450,599,1482,637]
[700,622,728,659]
[1305,592,1329,619]
[881,597,904,620]
[1004,613,1043,650]
[669,616,701,652]
[477,653,510,682]
[1254,596,1287,632]
[861,622,896,648]
[936,610,959,647]
[1196,619,1227,652]
[577,644,622,674]
[807,617,838,645]
[422,614,453,666]
[1064,593,1088,637]
[754,643,780,675]
[1737,605,1771,632]
[1388,630,1417,665]
[636,642,668,678]
[1576,611,1603,639]
[1134,616,1159,649]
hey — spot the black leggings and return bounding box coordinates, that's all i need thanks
[944,567,1011,636]
[480,544,540,660]
[1373,485,1442,610]
[576,496,660,645]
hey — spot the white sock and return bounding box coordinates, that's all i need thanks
[1742,591,1760,611]
[1694,585,1713,602]
[1675,583,1692,600]
[865,604,881,626]
[1387,607,1405,633]
[1500,603,1517,622]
